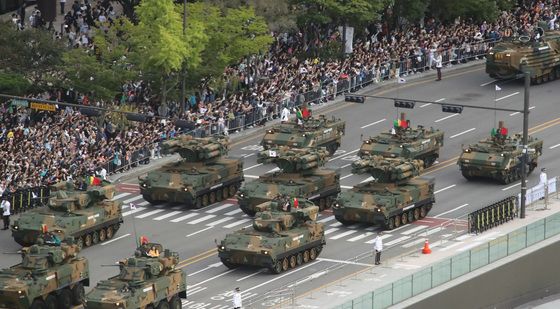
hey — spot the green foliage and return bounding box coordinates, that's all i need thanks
[291,0,387,28]
[205,0,297,31]
[393,0,430,25]
[428,0,501,23]
[0,72,31,96]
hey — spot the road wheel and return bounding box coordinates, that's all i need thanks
[220,258,238,269]
[84,234,93,247]
[536,76,543,84]
[309,248,317,261]
[156,300,170,309]
[106,226,114,239]
[318,198,326,211]
[229,184,238,197]
[400,213,408,225]
[222,189,229,200]
[71,282,85,305]
[202,194,209,207]
[169,296,182,309]
[386,217,395,230]
[282,258,289,271]
[195,196,203,209]
[45,294,57,309]
[303,250,310,263]
[216,189,223,202]
[394,215,401,228]
[296,253,303,266]
[30,299,46,309]
[413,208,420,221]
[209,191,216,204]
[335,215,352,226]
[99,228,107,242]
[289,255,297,268]
[543,73,550,83]
[91,231,99,245]
[272,260,283,274]
[76,236,84,250]
[57,288,72,309]
[408,211,414,223]
[420,206,427,218]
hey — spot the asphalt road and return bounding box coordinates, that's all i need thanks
[2,65,560,309]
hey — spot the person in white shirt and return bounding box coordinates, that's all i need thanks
[435,51,443,81]
[1,199,11,230]
[540,168,548,200]
[232,287,242,309]
[280,105,290,123]
[373,232,383,265]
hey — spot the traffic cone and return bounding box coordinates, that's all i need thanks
[422,240,432,254]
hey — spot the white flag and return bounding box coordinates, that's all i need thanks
[398,77,406,84]
[269,150,277,157]
[495,85,501,91]
[130,202,136,210]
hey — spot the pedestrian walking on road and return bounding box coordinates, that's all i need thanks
[373,232,383,265]
[435,51,443,81]
[233,287,242,309]
[1,199,11,230]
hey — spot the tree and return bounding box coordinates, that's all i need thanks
[0,72,31,96]
[428,0,503,24]
[205,0,297,31]
[391,0,430,27]
[291,0,387,29]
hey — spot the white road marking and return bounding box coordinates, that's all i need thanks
[139,201,150,206]
[244,175,259,179]
[112,192,132,201]
[188,262,222,276]
[385,236,411,246]
[361,176,374,183]
[365,234,392,244]
[329,149,360,162]
[206,217,235,226]
[186,226,213,237]
[318,216,336,223]
[267,167,280,173]
[480,80,497,86]
[401,225,429,235]
[435,114,459,123]
[101,233,130,245]
[135,209,165,219]
[549,143,560,149]
[450,128,476,139]
[348,232,373,242]
[188,286,208,295]
[243,153,256,158]
[425,227,443,236]
[341,163,352,169]
[189,269,237,288]
[420,103,432,108]
[341,185,353,189]
[434,184,456,194]
[188,215,216,225]
[433,204,469,218]
[153,211,182,221]
[317,258,374,267]
[330,222,342,227]
[509,105,535,116]
[340,174,354,180]
[243,261,322,293]
[360,118,386,129]
[329,230,358,240]
[495,91,519,101]
[123,195,144,204]
[170,213,199,223]
[223,219,251,228]
[243,163,263,171]
[122,207,146,217]
[401,238,427,248]
[236,269,265,281]
[435,98,446,102]
[224,208,243,216]
[502,182,521,191]
[206,203,234,213]
[324,228,339,235]
[455,234,472,241]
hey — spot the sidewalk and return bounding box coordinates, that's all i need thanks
[285,197,560,309]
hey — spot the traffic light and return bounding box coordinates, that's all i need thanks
[126,113,148,122]
[345,95,365,103]
[394,100,415,109]
[442,104,463,113]
[79,107,102,117]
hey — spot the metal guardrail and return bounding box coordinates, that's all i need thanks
[1,186,50,214]
[468,196,519,234]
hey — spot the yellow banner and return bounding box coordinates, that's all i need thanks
[30,102,56,112]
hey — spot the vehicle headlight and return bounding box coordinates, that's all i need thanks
[302,134,306,137]
[464,148,470,153]
[505,53,511,57]
[18,290,22,294]
[267,129,273,134]
[141,183,147,187]
[218,245,225,250]
[261,250,269,255]
[500,153,504,157]
[183,187,189,192]
[13,225,18,230]
[333,203,340,209]
[239,193,244,198]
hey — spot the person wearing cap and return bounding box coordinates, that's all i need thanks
[232,287,242,309]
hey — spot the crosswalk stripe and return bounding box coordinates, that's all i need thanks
[153,211,182,221]
[224,208,243,216]
[136,209,165,219]
[206,203,234,213]
[188,215,216,225]
[139,201,150,206]
[329,222,343,227]
[223,219,251,228]
[401,238,427,248]
[112,192,131,201]
[172,205,185,210]
[206,217,235,226]
[123,207,146,217]
[425,227,443,236]
[171,213,199,223]
[385,236,411,246]
[365,234,392,244]
[329,230,358,240]
[401,225,429,235]
[123,195,144,204]
[347,232,373,242]
[318,216,336,223]
[324,228,339,235]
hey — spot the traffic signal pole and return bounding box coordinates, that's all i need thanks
[520,72,530,219]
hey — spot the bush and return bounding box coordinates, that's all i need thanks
[0,72,31,96]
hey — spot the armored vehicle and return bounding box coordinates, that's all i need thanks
[359,113,444,167]
[458,121,543,184]
[0,238,90,309]
[84,242,187,309]
[333,155,435,229]
[486,29,560,83]
[218,197,325,274]
[238,146,340,216]
[139,135,244,208]
[12,182,123,248]
[261,114,345,155]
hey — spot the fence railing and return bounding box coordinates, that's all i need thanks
[468,196,518,234]
[1,186,50,214]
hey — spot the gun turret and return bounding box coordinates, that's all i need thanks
[115,244,180,282]
[161,135,229,161]
[252,199,319,233]
[257,147,329,173]
[19,241,80,269]
[352,155,424,183]
[48,183,115,211]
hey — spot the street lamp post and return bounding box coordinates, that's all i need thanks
[520,71,530,219]
[180,0,187,114]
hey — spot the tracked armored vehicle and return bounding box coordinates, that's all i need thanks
[139,135,244,208]
[458,121,543,184]
[218,197,325,274]
[261,114,345,155]
[12,182,123,248]
[0,238,89,309]
[486,29,560,83]
[84,242,187,309]
[238,146,340,216]
[359,113,444,167]
[333,155,435,229]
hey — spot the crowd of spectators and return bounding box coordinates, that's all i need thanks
[2,0,559,195]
